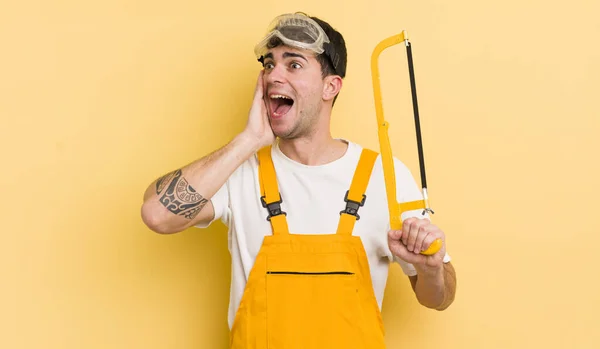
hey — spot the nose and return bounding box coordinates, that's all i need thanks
[265,63,287,86]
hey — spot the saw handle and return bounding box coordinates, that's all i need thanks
[390,207,443,256]
[421,239,443,255]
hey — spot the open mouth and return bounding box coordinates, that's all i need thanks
[269,94,294,118]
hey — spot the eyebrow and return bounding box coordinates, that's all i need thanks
[263,52,308,63]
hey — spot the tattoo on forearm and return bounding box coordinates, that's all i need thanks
[155,169,208,220]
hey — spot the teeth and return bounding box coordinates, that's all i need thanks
[270,94,291,100]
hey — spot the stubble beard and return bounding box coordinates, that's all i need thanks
[277,102,321,140]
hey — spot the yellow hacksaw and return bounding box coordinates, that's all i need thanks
[371,31,443,256]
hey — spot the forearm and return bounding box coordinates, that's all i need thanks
[141,132,262,233]
[413,262,456,310]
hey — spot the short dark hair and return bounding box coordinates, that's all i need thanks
[309,16,347,80]
[262,14,348,105]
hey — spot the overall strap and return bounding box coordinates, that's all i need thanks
[257,146,290,236]
[336,149,378,236]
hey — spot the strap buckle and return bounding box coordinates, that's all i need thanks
[340,190,366,220]
[260,195,287,221]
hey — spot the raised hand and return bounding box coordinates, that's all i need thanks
[242,70,275,148]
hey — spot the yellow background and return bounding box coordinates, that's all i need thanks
[2,0,599,348]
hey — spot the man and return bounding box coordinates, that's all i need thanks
[141,12,456,348]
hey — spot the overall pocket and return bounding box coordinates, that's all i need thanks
[265,253,368,349]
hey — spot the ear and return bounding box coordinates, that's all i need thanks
[322,75,343,102]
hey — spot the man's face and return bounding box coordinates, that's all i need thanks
[262,45,325,139]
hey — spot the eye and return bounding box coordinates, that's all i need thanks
[290,61,302,69]
[264,62,275,70]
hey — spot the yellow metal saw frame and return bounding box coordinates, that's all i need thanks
[371,31,443,256]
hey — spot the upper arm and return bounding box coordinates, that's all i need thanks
[393,157,422,204]
[186,199,216,228]
[191,179,230,229]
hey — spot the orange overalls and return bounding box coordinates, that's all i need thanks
[230,145,387,349]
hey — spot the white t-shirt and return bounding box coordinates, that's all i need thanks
[196,139,451,329]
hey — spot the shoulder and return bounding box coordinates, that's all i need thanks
[345,140,412,175]
[341,140,416,180]
[348,140,421,197]
[342,139,376,160]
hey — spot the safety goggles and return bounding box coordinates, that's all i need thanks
[254,13,340,75]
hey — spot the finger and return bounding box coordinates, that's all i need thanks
[401,218,415,246]
[389,237,413,262]
[256,71,270,117]
[413,225,430,254]
[255,70,266,96]
[260,69,267,96]
[406,220,421,252]
[256,68,263,84]
[422,231,442,255]
[409,219,431,253]
[393,244,427,265]
[388,229,403,240]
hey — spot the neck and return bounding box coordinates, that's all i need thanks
[278,131,348,166]
[278,104,348,166]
